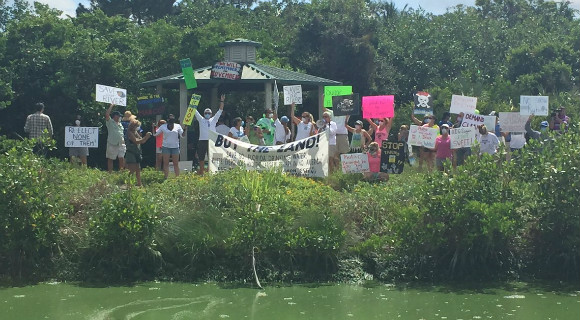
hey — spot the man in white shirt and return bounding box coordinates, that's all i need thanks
[322,111,338,173]
[215,116,230,136]
[194,94,225,175]
[478,125,500,155]
[324,108,349,156]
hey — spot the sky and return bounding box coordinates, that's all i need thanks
[14,0,580,17]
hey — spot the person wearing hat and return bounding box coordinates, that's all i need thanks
[434,123,455,171]
[478,124,500,155]
[273,109,291,145]
[194,94,225,175]
[346,119,371,153]
[525,115,549,141]
[105,104,126,173]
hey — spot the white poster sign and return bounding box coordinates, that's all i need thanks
[450,127,477,149]
[64,126,99,148]
[460,113,495,131]
[408,125,439,148]
[209,131,329,177]
[520,96,549,116]
[283,85,303,105]
[450,95,477,114]
[96,84,127,106]
[340,153,370,174]
[499,112,528,133]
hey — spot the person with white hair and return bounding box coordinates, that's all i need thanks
[194,94,225,175]
[321,111,338,173]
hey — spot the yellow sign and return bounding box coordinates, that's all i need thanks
[183,106,196,126]
[189,94,201,108]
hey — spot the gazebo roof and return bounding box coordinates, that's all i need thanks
[140,63,341,89]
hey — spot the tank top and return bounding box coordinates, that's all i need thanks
[296,122,313,141]
[350,132,363,152]
[367,152,381,173]
[374,126,388,146]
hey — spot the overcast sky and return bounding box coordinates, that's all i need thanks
[15,0,580,17]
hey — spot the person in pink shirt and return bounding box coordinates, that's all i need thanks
[364,142,389,182]
[366,117,392,147]
[433,124,455,171]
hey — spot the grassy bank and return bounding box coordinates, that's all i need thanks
[0,127,579,285]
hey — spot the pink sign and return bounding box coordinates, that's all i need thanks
[362,95,394,119]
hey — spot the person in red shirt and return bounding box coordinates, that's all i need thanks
[364,142,389,182]
[433,124,455,171]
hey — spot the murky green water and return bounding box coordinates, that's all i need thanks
[1,282,578,319]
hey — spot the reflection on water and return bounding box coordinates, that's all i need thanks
[0,282,578,320]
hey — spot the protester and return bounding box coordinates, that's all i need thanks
[452,112,471,166]
[364,142,389,182]
[194,94,225,175]
[126,119,152,186]
[256,109,276,146]
[245,115,265,145]
[412,113,438,171]
[228,117,247,140]
[508,133,526,154]
[154,119,166,171]
[68,115,88,166]
[105,104,126,173]
[366,117,392,147]
[434,124,455,171]
[274,110,291,145]
[325,108,350,156]
[346,120,371,153]
[438,112,453,127]
[215,116,230,136]
[154,114,186,179]
[291,103,316,141]
[478,124,500,155]
[24,102,53,155]
[121,111,134,140]
[549,107,569,133]
[525,115,549,141]
[321,111,338,172]
[398,124,413,165]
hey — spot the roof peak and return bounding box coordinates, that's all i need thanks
[219,39,262,47]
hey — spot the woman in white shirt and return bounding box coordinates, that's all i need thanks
[290,102,316,141]
[228,117,246,140]
[154,114,186,179]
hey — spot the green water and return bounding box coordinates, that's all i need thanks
[1,282,578,319]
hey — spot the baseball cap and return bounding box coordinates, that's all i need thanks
[111,111,122,118]
[441,123,450,128]
[280,116,289,123]
[204,108,212,114]
[540,121,549,127]
[355,120,363,125]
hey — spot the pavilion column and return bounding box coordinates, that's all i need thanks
[155,84,163,124]
[264,81,272,111]
[318,85,324,119]
[179,82,188,161]
[211,87,219,110]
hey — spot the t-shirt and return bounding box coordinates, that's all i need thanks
[155,123,183,148]
[435,135,453,159]
[106,118,124,145]
[274,119,290,144]
[215,124,230,136]
[195,109,222,140]
[229,127,245,139]
[322,121,337,145]
[479,133,499,155]
[257,117,276,145]
[326,110,347,135]
[509,133,526,149]
[367,152,381,173]
[296,122,313,141]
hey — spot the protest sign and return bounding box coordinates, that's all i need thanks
[340,153,369,174]
[182,94,202,126]
[499,112,527,133]
[380,141,406,174]
[96,84,127,106]
[450,95,477,114]
[211,61,242,80]
[408,125,438,148]
[332,94,360,116]
[362,95,395,119]
[136,94,165,117]
[324,86,352,108]
[209,131,329,177]
[283,85,303,105]
[520,96,549,116]
[180,58,197,89]
[65,127,99,148]
[414,91,433,115]
[450,126,477,149]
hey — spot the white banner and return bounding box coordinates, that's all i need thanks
[283,85,303,105]
[64,126,99,148]
[450,127,477,149]
[460,113,495,131]
[450,94,477,114]
[499,112,528,133]
[96,84,127,106]
[408,125,439,148]
[340,153,370,174]
[520,96,549,116]
[209,131,329,177]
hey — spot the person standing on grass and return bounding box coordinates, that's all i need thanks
[105,104,126,173]
[154,119,166,171]
[257,108,276,146]
[433,124,455,171]
[321,111,338,173]
[194,94,225,175]
[346,120,371,153]
[24,102,53,155]
[154,114,186,179]
[291,102,316,141]
[411,113,438,171]
[364,142,389,182]
[126,119,152,186]
[68,115,89,166]
[478,125,499,155]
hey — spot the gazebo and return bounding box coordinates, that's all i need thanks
[141,39,341,160]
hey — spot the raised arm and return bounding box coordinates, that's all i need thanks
[129,131,152,145]
[366,118,378,131]
[105,103,114,121]
[290,103,301,125]
[411,113,422,126]
[345,124,355,133]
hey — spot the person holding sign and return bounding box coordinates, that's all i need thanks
[366,117,392,148]
[245,116,265,145]
[346,120,371,153]
[194,94,225,175]
[364,142,389,182]
[68,115,89,166]
[321,112,339,173]
[154,114,187,179]
[291,103,316,141]
[126,119,152,186]
[105,104,126,173]
[412,113,439,171]
[478,125,499,156]
[257,109,276,146]
[273,110,291,145]
[433,124,455,171]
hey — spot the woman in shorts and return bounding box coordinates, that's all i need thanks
[126,119,152,186]
[154,114,186,179]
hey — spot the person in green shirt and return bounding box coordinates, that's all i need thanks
[256,109,276,146]
[105,104,126,173]
[245,116,264,145]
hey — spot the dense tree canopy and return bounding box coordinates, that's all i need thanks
[0,0,577,163]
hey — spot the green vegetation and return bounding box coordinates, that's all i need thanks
[1,127,578,284]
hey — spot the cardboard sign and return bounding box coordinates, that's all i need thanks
[96,84,127,106]
[520,96,549,116]
[136,94,165,117]
[283,85,303,105]
[182,94,202,126]
[324,86,352,108]
[332,94,360,116]
[65,126,99,148]
[362,95,394,119]
[380,141,405,174]
[189,94,201,107]
[408,125,438,148]
[450,127,477,149]
[210,61,242,80]
[340,153,370,173]
[180,58,197,89]
[414,91,433,115]
[450,95,477,114]
[499,112,527,133]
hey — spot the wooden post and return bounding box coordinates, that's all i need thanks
[179,82,188,161]
[264,81,272,111]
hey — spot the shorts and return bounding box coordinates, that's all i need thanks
[125,150,142,164]
[162,146,180,155]
[329,144,338,160]
[436,157,450,170]
[197,140,209,161]
[336,134,350,154]
[106,143,126,160]
[69,147,88,157]
[156,147,162,154]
